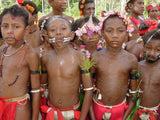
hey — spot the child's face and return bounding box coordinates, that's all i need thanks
[148,7,159,20]
[144,39,160,63]
[102,17,127,48]
[46,18,71,47]
[50,0,67,12]
[131,0,144,15]
[1,14,26,45]
[83,3,95,16]
[81,32,100,47]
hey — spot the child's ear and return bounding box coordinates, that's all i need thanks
[41,29,48,37]
[70,31,75,41]
[33,14,38,22]
[128,3,133,10]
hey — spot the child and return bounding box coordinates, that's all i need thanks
[146,2,160,21]
[90,10,139,120]
[79,0,95,17]
[39,0,74,26]
[136,25,160,120]
[17,0,42,48]
[40,16,93,120]
[125,0,144,41]
[126,19,158,61]
[73,15,103,58]
[0,5,40,120]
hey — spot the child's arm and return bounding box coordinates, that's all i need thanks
[123,58,139,120]
[28,51,41,120]
[40,56,48,90]
[79,55,93,120]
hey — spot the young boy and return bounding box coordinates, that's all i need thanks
[0,5,40,120]
[79,0,95,17]
[90,10,139,120]
[39,0,74,26]
[136,26,160,120]
[17,0,42,48]
[40,16,93,120]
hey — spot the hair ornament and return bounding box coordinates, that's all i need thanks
[82,0,85,4]
[26,4,35,13]
[99,9,134,37]
[75,15,101,37]
[40,19,47,30]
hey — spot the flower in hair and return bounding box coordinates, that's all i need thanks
[75,15,101,37]
[40,19,47,30]
[26,4,35,13]
[99,10,134,36]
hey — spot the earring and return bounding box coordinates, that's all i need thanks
[34,19,38,27]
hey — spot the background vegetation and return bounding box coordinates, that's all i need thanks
[0,0,159,19]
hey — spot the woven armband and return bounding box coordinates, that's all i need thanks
[41,70,47,74]
[130,69,141,81]
[81,70,89,74]
[84,87,93,91]
[30,89,41,93]
[30,70,40,74]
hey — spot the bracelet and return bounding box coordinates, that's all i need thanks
[84,87,93,91]
[129,89,138,94]
[30,89,41,93]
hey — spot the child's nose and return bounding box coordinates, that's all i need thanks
[113,31,118,37]
[56,29,62,35]
[7,26,13,34]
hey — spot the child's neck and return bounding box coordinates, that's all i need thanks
[130,12,139,20]
[54,44,70,55]
[85,45,97,54]
[107,46,123,54]
[52,8,63,16]
[9,41,25,50]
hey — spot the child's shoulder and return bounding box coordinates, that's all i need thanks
[92,49,105,58]
[123,50,138,63]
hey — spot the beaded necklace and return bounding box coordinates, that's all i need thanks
[0,44,29,86]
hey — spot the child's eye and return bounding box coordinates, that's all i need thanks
[156,49,160,52]
[51,29,55,32]
[1,25,8,28]
[15,26,20,28]
[106,30,112,32]
[118,29,124,32]
[62,27,66,30]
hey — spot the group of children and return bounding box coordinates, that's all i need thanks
[0,0,159,120]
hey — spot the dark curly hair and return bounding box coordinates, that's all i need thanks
[72,15,99,31]
[0,4,29,27]
[143,23,160,45]
[20,0,38,15]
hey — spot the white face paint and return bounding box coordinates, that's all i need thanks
[133,6,139,12]
[48,37,71,43]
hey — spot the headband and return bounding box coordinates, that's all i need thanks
[75,15,101,37]
[99,10,134,37]
[147,2,160,12]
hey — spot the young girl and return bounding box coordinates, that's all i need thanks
[0,5,40,120]
[90,10,140,120]
[40,16,93,120]
[17,0,42,48]
[73,15,103,59]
